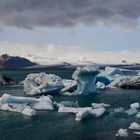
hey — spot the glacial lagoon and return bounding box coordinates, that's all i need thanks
[0,70,140,140]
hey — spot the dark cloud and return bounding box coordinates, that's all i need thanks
[0,0,140,29]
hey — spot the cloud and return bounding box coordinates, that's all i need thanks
[0,41,139,64]
[0,0,140,29]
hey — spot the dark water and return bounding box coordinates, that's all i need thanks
[0,70,140,140]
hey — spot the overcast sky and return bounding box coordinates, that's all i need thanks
[0,0,140,64]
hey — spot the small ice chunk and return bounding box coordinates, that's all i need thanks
[75,109,89,121]
[56,101,78,108]
[126,108,138,116]
[88,107,105,117]
[114,107,124,113]
[135,112,140,118]
[134,132,140,135]
[116,129,128,137]
[22,106,36,116]
[96,82,106,90]
[58,107,92,114]
[58,107,82,113]
[129,122,140,130]
[130,103,140,109]
[92,103,110,108]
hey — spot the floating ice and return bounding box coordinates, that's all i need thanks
[129,122,140,130]
[0,103,27,113]
[0,94,54,116]
[22,106,36,116]
[114,107,124,113]
[126,108,138,116]
[116,129,128,137]
[88,107,105,117]
[134,132,140,135]
[96,82,106,90]
[75,109,89,121]
[24,73,64,95]
[135,112,140,118]
[60,80,77,93]
[92,103,110,108]
[130,103,140,109]
[58,107,92,114]
[67,65,100,95]
[108,76,140,89]
[55,101,78,108]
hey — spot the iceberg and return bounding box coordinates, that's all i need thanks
[98,66,139,87]
[116,129,128,137]
[129,122,140,130]
[108,76,140,89]
[0,94,54,116]
[64,65,100,95]
[24,73,64,95]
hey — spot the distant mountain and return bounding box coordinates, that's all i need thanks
[0,54,37,69]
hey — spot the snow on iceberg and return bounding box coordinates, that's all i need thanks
[116,129,128,137]
[24,73,64,95]
[63,65,100,95]
[129,122,140,130]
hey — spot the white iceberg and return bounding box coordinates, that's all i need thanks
[24,73,64,95]
[129,122,140,130]
[116,129,128,137]
[130,103,140,109]
[0,94,54,114]
[65,65,100,95]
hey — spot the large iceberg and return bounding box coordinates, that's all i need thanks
[108,76,140,89]
[63,65,100,95]
[0,94,54,116]
[24,73,64,95]
[97,66,139,86]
